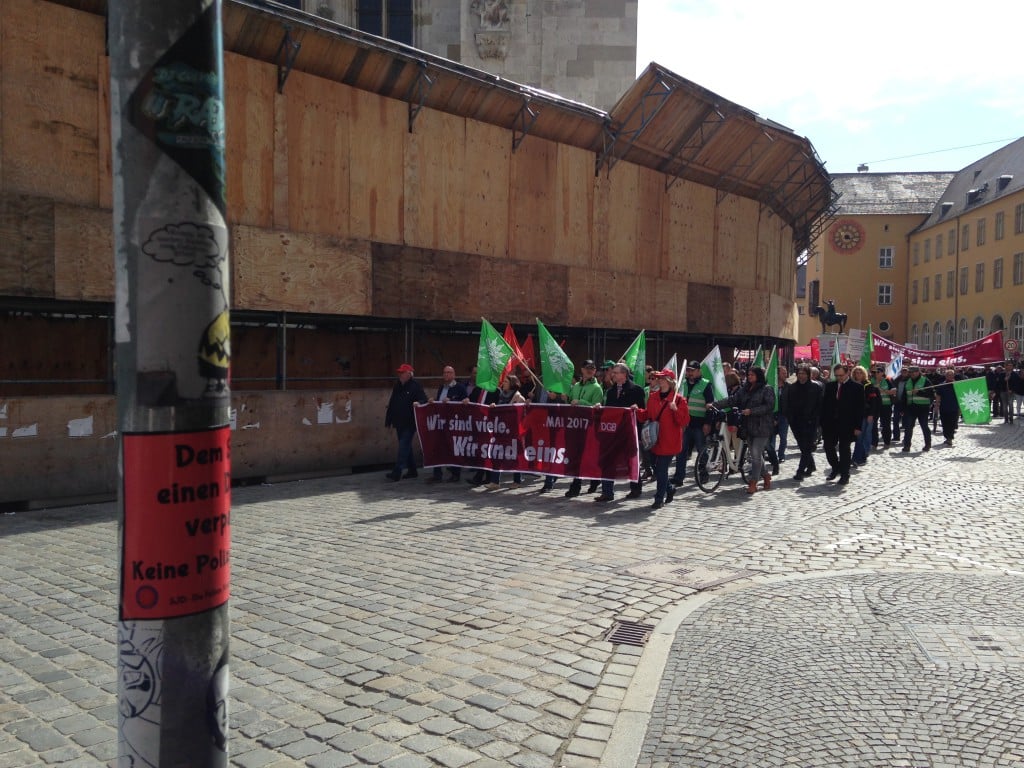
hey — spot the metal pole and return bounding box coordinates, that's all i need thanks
[110,1,231,765]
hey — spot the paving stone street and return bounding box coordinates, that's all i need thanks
[2,421,1023,767]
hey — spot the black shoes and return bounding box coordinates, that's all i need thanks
[594,494,614,504]
[626,488,643,499]
[922,445,931,452]
[402,470,418,479]
[826,470,839,481]
[838,475,850,485]
[564,481,582,498]
[385,472,401,481]
[650,501,663,510]
[587,481,600,494]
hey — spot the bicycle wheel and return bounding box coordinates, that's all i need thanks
[695,440,725,492]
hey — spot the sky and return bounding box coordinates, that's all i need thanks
[636,1,1024,175]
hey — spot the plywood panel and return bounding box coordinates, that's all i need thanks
[566,266,639,329]
[553,143,593,267]
[372,243,482,322]
[508,136,557,263]
[404,107,465,253]
[0,193,54,296]
[0,315,109,397]
[0,395,118,502]
[232,224,372,314]
[603,162,639,274]
[0,390,396,503]
[650,276,688,334]
[712,195,745,288]
[348,87,406,245]
[285,70,350,236]
[636,166,663,277]
[665,179,714,283]
[0,0,103,205]
[54,203,113,300]
[224,52,276,228]
[687,282,732,335]
[463,120,509,259]
[770,292,796,340]
[97,55,112,209]
[731,287,770,336]
[478,259,569,325]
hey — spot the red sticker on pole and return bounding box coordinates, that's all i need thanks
[121,427,231,620]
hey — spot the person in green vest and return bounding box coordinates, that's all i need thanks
[564,360,605,498]
[671,361,714,486]
[871,367,895,448]
[900,365,934,452]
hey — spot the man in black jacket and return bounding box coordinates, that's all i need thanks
[786,365,823,481]
[594,363,647,503]
[428,365,469,483]
[819,363,863,485]
[384,363,428,480]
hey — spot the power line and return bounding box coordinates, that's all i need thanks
[862,136,1020,166]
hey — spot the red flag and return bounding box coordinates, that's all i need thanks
[501,324,524,384]
[520,334,536,370]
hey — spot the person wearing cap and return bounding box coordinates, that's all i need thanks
[899,365,933,453]
[599,360,618,390]
[671,361,713,487]
[712,365,776,493]
[563,359,605,498]
[384,363,428,481]
[593,363,647,503]
[641,368,689,509]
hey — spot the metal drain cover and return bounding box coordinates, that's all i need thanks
[906,624,1024,666]
[605,620,655,647]
[621,557,756,590]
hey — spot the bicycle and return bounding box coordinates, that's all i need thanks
[694,408,772,493]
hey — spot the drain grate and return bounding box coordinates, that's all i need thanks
[604,619,655,647]
[906,624,1024,666]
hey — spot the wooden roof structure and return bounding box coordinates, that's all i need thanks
[57,0,837,253]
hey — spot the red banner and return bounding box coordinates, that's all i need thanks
[872,331,1005,368]
[414,402,639,481]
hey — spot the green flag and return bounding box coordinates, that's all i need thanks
[859,325,875,370]
[476,318,514,392]
[765,346,779,413]
[537,319,574,395]
[953,376,992,424]
[753,345,764,369]
[700,345,728,401]
[622,330,646,384]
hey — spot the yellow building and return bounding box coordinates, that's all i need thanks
[907,137,1024,351]
[800,172,954,345]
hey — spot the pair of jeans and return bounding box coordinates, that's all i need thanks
[902,407,931,449]
[652,453,673,504]
[393,427,416,475]
[747,435,770,480]
[853,418,872,464]
[673,426,706,482]
[772,415,789,461]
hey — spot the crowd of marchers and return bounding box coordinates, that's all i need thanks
[383,357,1024,507]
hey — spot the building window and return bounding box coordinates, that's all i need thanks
[921,323,931,350]
[960,267,969,295]
[946,270,955,297]
[357,0,414,44]
[912,242,920,265]
[1013,312,1024,343]
[933,322,943,349]
[948,228,956,255]
[924,239,932,262]
[922,278,930,302]
[975,262,985,293]
[1016,204,1024,235]
[974,316,986,339]
[995,211,1005,240]
[947,321,956,346]
[994,258,1004,289]
[878,247,894,268]
[934,274,942,300]
[976,218,986,246]
[878,284,893,305]
[961,224,969,251]
[958,318,969,344]
[935,233,943,258]
[1015,253,1024,285]
[910,324,919,346]
[911,280,918,304]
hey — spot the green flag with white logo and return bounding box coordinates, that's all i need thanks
[953,376,991,424]
[537,319,574,395]
[700,345,728,401]
[621,330,646,384]
[476,318,514,392]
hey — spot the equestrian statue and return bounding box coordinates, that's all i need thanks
[811,299,848,334]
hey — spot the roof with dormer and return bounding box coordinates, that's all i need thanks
[917,136,1024,229]
[831,172,956,217]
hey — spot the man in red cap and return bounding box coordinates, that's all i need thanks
[384,363,427,481]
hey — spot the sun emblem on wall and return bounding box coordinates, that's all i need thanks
[830,220,865,253]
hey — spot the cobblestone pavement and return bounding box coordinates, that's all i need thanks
[1,422,1023,767]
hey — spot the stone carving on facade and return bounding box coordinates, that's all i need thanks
[470,0,510,59]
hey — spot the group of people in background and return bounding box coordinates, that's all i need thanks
[384,355,1024,507]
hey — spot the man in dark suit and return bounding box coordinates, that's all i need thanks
[819,363,863,486]
[594,363,648,502]
[427,365,469,483]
